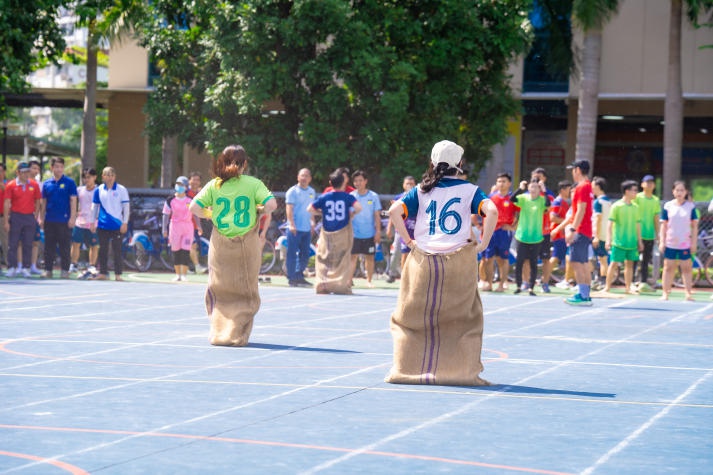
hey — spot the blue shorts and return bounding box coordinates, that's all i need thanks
[483,228,512,259]
[72,226,99,247]
[570,234,592,263]
[593,240,608,257]
[664,247,691,261]
[551,238,567,262]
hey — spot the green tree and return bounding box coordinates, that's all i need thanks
[0,0,68,117]
[138,0,532,191]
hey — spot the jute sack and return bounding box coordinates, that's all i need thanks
[314,225,353,295]
[205,224,261,346]
[385,242,490,386]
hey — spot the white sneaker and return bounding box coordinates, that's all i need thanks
[172,275,183,282]
[196,264,208,274]
[5,268,16,277]
[30,265,42,275]
[21,268,32,278]
[555,281,571,289]
[68,264,78,273]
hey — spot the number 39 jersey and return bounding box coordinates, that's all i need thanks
[193,175,274,238]
[310,191,357,232]
[400,178,489,254]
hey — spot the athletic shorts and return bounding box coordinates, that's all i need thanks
[551,238,567,262]
[352,237,376,255]
[539,234,551,259]
[664,247,691,261]
[593,240,608,257]
[71,226,99,247]
[569,233,592,263]
[610,246,639,263]
[483,228,512,259]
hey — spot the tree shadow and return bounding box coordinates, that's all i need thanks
[248,342,360,354]
[472,384,616,398]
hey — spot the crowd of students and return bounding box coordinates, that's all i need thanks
[475,160,706,304]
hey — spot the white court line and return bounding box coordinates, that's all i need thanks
[580,368,713,475]
[501,335,713,349]
[299,302,713,474]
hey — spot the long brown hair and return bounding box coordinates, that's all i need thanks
[213,145,248,184]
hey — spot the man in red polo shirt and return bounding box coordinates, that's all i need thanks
[4,162,41,277]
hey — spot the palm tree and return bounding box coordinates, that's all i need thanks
[571,0,619,173]
[663,0,713,195]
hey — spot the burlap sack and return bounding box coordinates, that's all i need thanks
[314,225,353,295]
[205,225,261,346]
[385,242,490,386]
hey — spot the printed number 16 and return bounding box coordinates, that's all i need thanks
[425,198,462,235]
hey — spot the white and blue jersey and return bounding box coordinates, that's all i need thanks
[400,178,488,254]
[350,189,381,239]
[285,184,316,232]
[93,182,130,231]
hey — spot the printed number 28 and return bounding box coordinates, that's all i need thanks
[425,198,462,235]
[215,196,250,229]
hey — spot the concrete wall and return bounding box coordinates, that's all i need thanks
[107,91,149,187]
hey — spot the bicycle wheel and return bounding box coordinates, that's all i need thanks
[132,241,153,272]
[121,236,137,271]
[260,239,276,274]
[159,246,174,270]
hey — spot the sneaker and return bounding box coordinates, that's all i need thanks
[30,265,42,275]
[196,264,208,274]
[288,280,300,287]
[172,275,182,282]
[513,288,521,294]
[115,275,124,282]
[40,270,52,279]
[60,271,70,279]
[68,264,78,273]
[565,293,593,306]
[638,283,655,293]
[542,283,551,293]
[555,281,571,290]
[590,280,602,291]
[386,275,395,283]
[529,290,536,296]
[21,268,32,278]
[297,278,312,287]
[5,268,16,277]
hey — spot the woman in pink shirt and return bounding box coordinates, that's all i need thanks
[659,181,699,301]
[163,176,196,281]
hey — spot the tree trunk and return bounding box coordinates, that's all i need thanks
[161,135,178,188]
[81,19,98,171]
[574,28,602,174]
[663,0,683,197]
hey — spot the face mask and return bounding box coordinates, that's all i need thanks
[175,185,186,194]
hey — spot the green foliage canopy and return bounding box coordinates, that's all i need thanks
[139,0,532,191]
[0,0,68,116]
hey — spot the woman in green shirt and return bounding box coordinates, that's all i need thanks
[190,145,276,346]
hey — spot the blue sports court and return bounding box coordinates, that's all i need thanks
[1,276,712,474]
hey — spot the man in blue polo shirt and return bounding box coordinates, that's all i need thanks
[41,157,77,278]
[285,168,316,287]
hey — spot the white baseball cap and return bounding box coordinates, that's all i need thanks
[431,140,464,168]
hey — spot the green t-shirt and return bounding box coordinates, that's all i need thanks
[194,175,274,238]
[609,200,641,250]
[634,192,660,240]
[514,194,546,244]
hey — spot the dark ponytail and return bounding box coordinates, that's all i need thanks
[420,162,456,193]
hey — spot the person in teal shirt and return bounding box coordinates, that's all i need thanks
[603,180,642,294]
[512,178,549,296]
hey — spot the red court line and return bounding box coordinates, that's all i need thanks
[0,424,571,475]
[0,450,89,474]
[704,314,713,321]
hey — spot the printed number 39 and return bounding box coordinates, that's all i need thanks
[425,198,462,235]
[215,196,250,229]
[324,200,346,221]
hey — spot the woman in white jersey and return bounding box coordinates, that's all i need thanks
[385,140,498,386]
